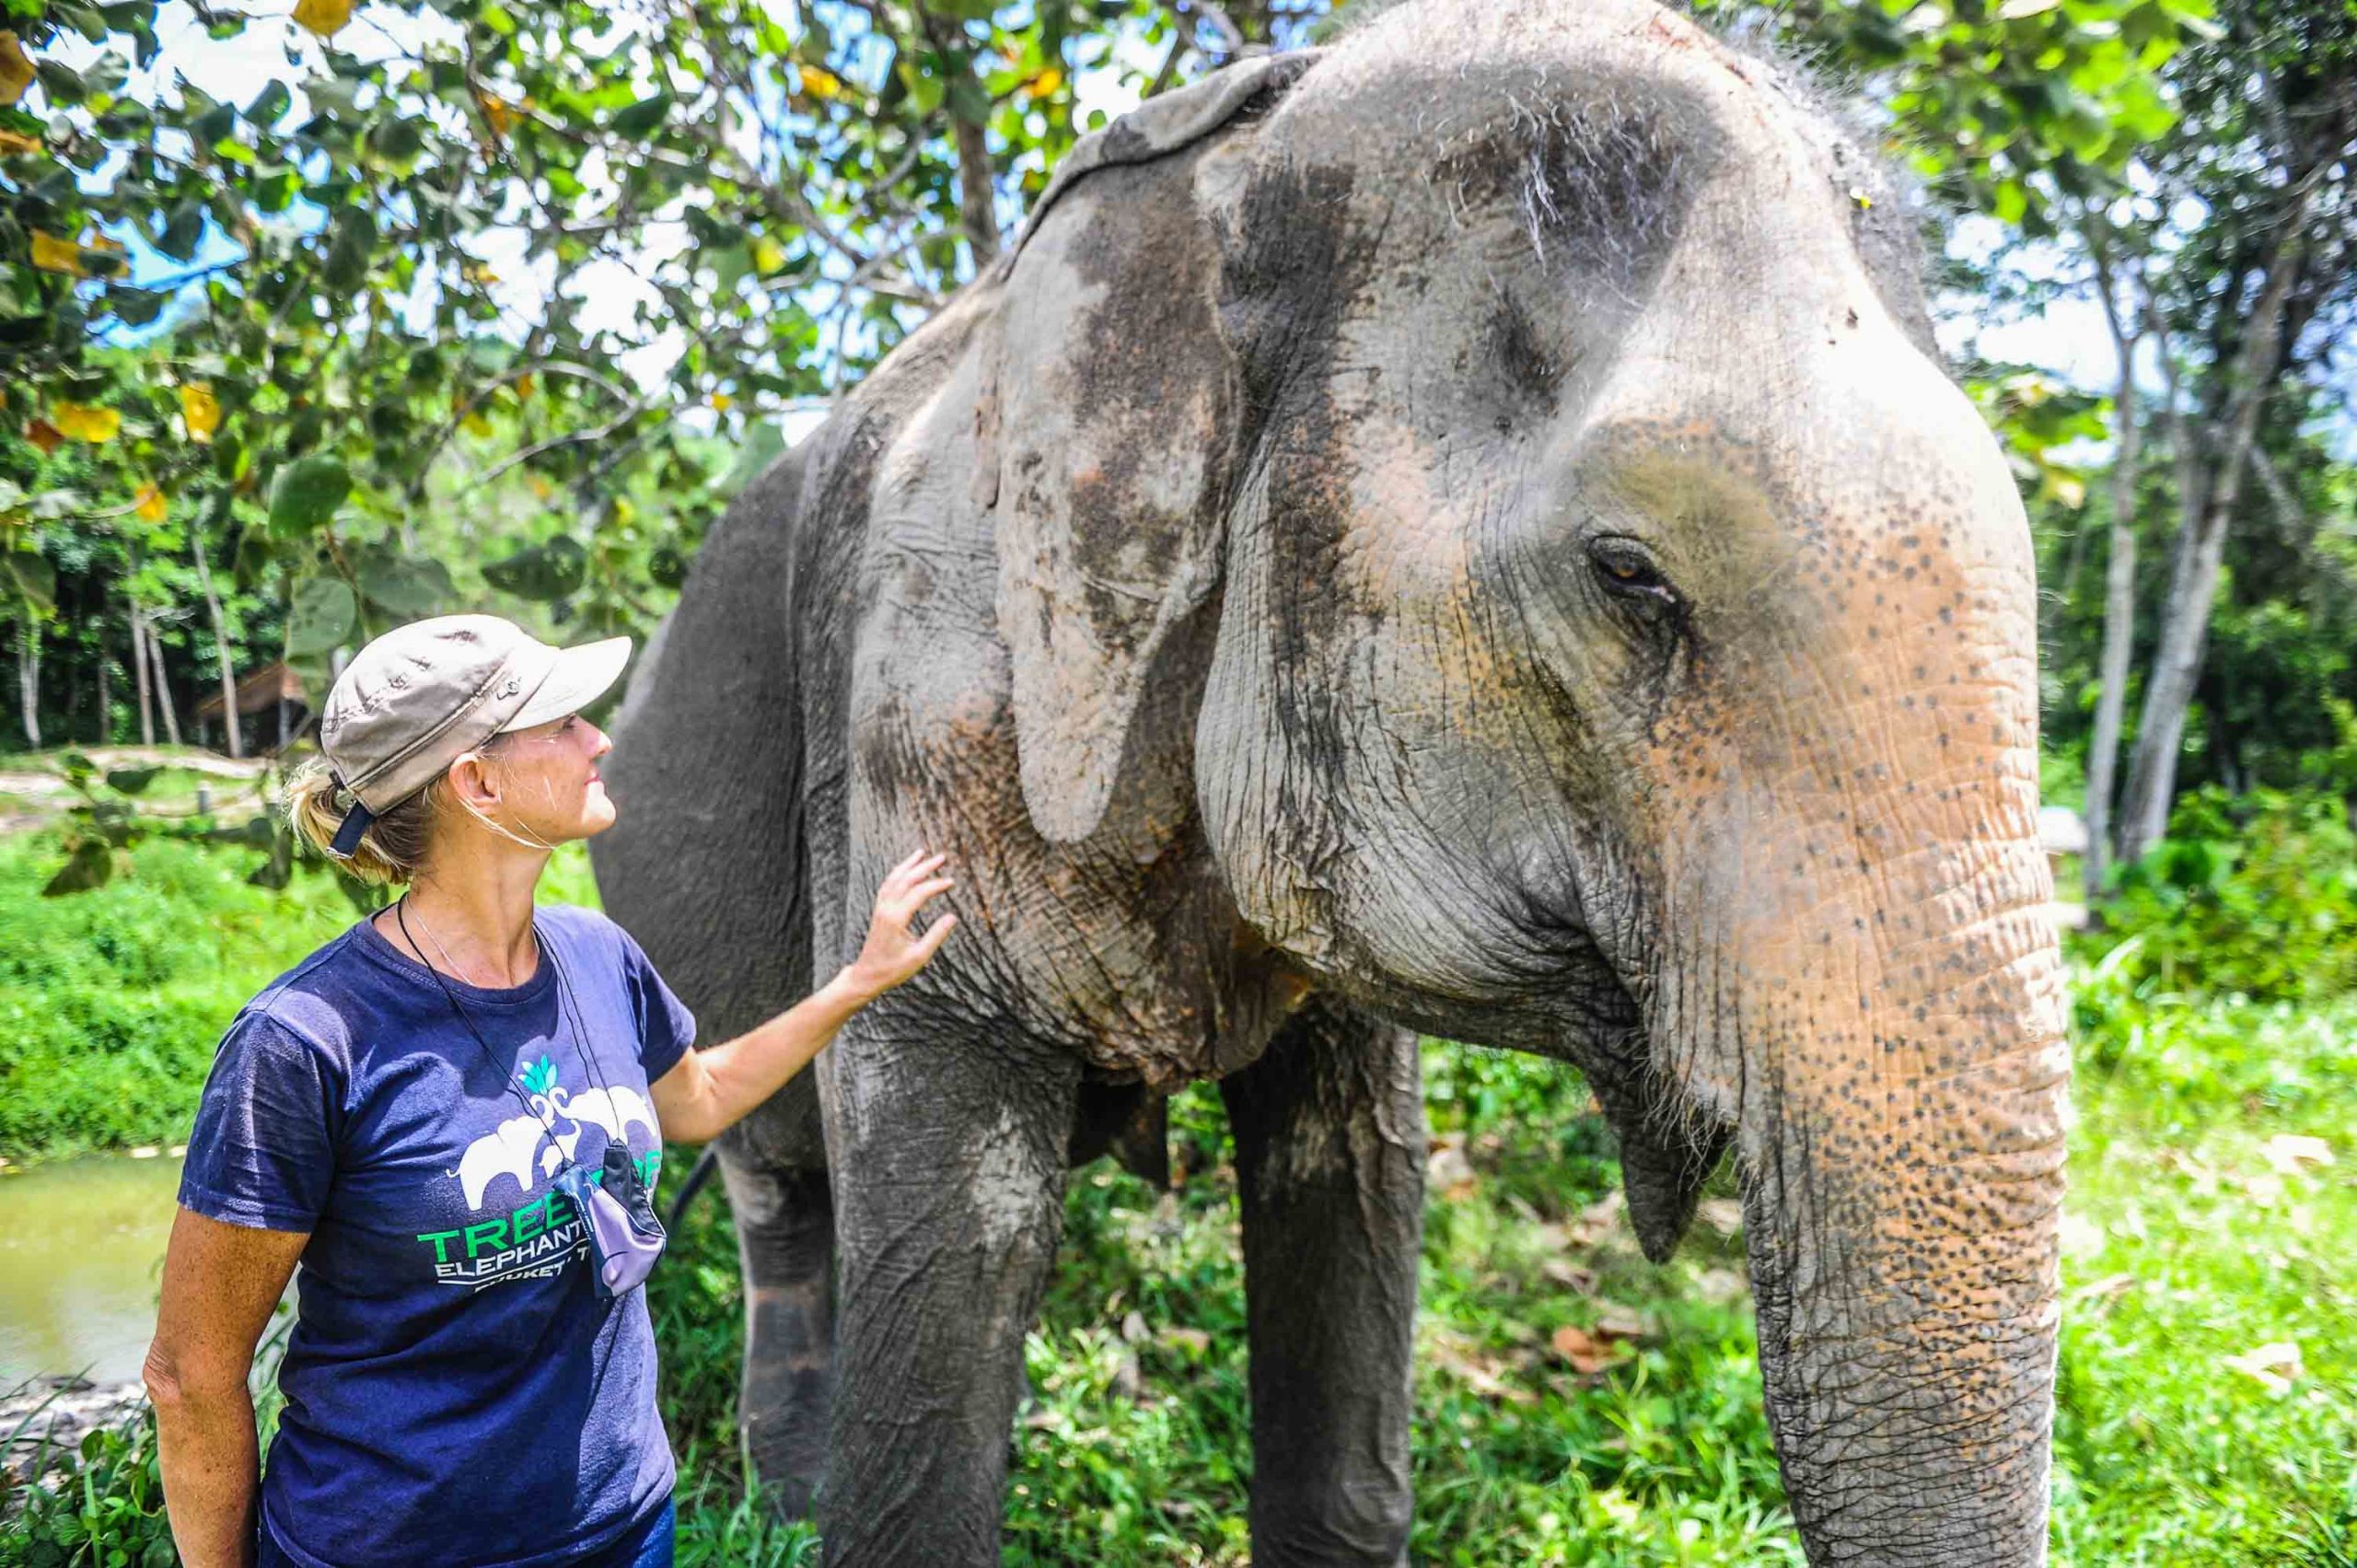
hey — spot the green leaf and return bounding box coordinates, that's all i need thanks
[610,88,674,137]
[354,551,454,615]
[268,453,353,534]
[482,536,587,600]
[244,78,291,125]
[41,839,114,897]
[105,766,159,795]
[286,575,357,656]
[4,552,57,615]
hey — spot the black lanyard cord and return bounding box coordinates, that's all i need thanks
[392,896,618,1127]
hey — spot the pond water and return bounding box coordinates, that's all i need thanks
[0,1152,186,1387]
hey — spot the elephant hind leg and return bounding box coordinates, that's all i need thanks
[1220,997,1426,1567]
[719,1154,836,1520]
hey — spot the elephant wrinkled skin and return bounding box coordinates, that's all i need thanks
[591,2,2070,1562]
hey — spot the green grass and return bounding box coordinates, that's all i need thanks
[3,832,2352,1564]
[0,831,598,1164]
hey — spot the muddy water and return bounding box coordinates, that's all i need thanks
[0,1153,186,1386]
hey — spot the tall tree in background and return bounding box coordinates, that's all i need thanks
[2107,0,2356,863]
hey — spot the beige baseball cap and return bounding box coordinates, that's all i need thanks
[319,614,631,856]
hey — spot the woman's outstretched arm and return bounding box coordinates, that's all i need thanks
[646,848,958,1143]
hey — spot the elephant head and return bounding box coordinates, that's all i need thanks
[984,1,2068,1561]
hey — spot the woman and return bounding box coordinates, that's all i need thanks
[145,613,958,1568]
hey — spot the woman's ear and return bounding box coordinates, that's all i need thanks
[445,750,503,814]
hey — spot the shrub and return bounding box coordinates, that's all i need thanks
[2086,788,2357,1002]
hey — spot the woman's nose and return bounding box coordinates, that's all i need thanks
[587,723,613,760]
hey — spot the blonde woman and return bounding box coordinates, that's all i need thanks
[145,614,958,1568]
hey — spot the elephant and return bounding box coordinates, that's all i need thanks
[589,0,2071,1562]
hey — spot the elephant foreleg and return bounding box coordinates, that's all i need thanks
[816,1009,1081,1567]
[719,1154,836,1519]
[1220,996,1426,1567]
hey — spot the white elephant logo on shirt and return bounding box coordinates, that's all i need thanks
[449,1054,661,1212]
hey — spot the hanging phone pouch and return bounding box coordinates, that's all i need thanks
[553,1139,668,1300]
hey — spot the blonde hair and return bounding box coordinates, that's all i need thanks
[284,733,525,886]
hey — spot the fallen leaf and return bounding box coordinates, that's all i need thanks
[1120,1310,1148,1345]
[2064,1272,2138,1311]
[798,64,846,100]
[1691,1268,1747,1305]
[1111,1352,1144,1400]
[133,484,167,524]
[1428,1327,1538,1404]
[2260,1134,2333,1175]
[1028,66,1064,97]
[0,31,32,107]
[24,419,62,456]
[1414,1136,1470,1197]
[50,402,121,444]
[180,384,220,443]
[292,0,354,39]
[2221,1342,2303,1394]
[30,230,87,277]
[1593,1307,1649,1341]
[1540,1259,1598,1294]
[1571,1190,1626,1246]
[0,127,42,157]
[1157,1327,1210,1355]
[1549,1323,1626,1376]
[1698,1198,1743,1237]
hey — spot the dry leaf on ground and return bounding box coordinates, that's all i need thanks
[2222,1342,2304,1394]
[1550,1323,1628,1376]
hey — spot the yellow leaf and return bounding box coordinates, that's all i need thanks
[291,0,354,39]
[51,401,121,444]
[752,236,787,274]
[0,128,42,157]
[180,384,221,443]
[24,419,62,457]
[512,372,536,399]
[134,484,168,524]
[1027,66,1063,97]
[460,410,493,438]
[30,230,87,277]
[798,64,845,100]
[0,31,32,107]
[476,91,517,137]
[462,261,499,285]
[2047,472,2087,509]
[87,233,123,255]
[528,475,552,500]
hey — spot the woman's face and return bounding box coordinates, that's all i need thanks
[493,714,617,844]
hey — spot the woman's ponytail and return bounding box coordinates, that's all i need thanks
[284,757,436,886]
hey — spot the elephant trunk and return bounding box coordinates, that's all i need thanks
[1655,772,2070,1564]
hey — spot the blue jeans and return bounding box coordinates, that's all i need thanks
[257,1495,675,1567]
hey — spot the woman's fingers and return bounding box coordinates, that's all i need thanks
[913,912,958,958]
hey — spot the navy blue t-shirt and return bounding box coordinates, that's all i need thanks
[178,902,696,1568]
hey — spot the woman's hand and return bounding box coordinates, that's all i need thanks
[842,848,959,1002]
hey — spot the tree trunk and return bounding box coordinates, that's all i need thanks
[2081,236,2143,904]
[918,7,1001,270]
[147,613,183,748]
[192,527,243,760]
[131,606,155,747]
[2116,208,2309,863]
[15,619,38,750]
[95,610,110,745]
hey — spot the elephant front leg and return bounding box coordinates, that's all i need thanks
[1219,996,1427,1567]
[815,1010,1081,1567]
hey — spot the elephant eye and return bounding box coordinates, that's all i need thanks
[1586,536,1678,610]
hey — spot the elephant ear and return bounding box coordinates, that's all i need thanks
[980,53,1319,843]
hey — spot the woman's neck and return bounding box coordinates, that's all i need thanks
[384,840,551,988]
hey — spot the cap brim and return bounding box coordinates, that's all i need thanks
[498,636,633,733]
